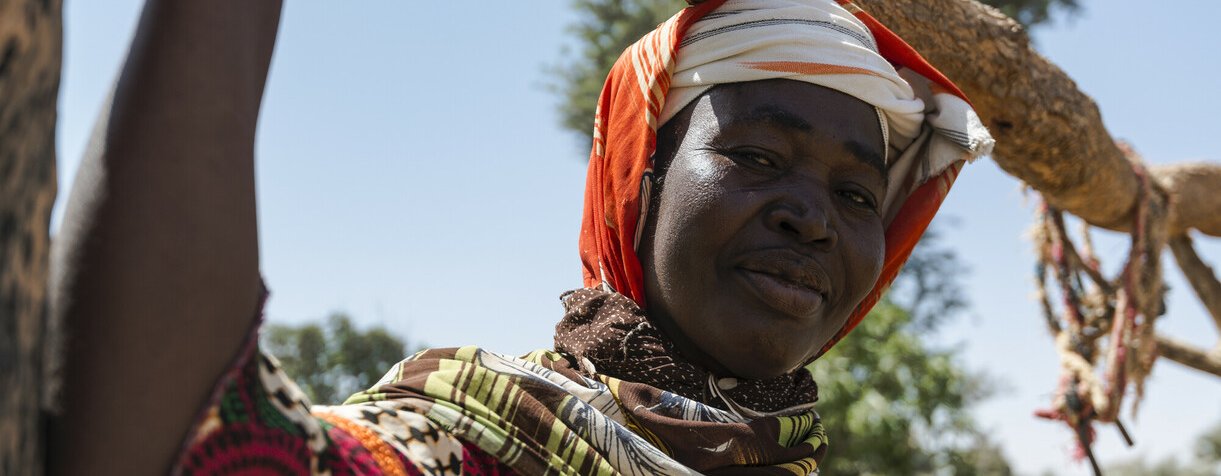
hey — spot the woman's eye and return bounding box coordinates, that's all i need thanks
[749,155,773,167]
[728,150,775,168]
[838,190,877,209]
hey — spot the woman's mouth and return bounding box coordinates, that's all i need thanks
[736,268,827,319]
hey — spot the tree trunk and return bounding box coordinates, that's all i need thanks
[854,0,1221,237]
[0,0,62,474]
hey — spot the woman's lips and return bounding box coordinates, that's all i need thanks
[736,268,826,319]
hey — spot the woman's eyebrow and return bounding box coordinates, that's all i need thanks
[731,105,814,133]
[845,140,886,177]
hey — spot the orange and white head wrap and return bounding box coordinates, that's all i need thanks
[579,0,994,356]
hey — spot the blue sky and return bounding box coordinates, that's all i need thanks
[56,2,1220,474]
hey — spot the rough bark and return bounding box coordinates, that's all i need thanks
[0,0,62,474]
[855,0,1221,237]
[1153,163,1221,237]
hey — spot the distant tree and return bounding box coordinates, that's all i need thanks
[1096,419,1221,475]
[808,300,1010,475]
[263,313,410,404]
[888,221,971,331]
[1197,420,1221,464]
[984,0,1079,29]
[548,0,686,150]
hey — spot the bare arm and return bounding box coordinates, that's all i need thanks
[47,1,282,474]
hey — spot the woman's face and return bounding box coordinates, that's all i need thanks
[640,79,887,379]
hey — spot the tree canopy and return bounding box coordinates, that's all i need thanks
[985,0,1079,29]
[809,300,1011,475]
[1103,421,1221,475]
[263,313,410,404]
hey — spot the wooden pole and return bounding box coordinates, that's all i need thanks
[0,0,62,474]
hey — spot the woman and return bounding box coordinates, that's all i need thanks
[47,0,992,474]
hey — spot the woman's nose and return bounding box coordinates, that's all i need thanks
[764,197,838,248]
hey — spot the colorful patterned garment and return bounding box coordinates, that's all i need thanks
[175,0,991,474]
[176,289,829,475]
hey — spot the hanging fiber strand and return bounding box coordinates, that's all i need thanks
[1030,143,1169,476]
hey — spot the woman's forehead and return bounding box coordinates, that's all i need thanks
[680,80,887,173]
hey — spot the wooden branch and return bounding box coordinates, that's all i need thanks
[1156,335,1221,378]
[0,1,62,474]
[1152,163,1221,237]
[1168,235,1221,332]
[854,0,1221,237]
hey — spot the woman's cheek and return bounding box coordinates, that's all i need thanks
[847,220,886,299]
[666,160,735,234]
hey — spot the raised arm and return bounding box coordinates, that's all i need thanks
[47,1,282,474]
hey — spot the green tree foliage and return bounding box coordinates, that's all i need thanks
[1102,419,1221,476]
[263,313,409,404]
[549,0,687,150]
[809,300,1010,475]
[888,223,970,331]
[986,0,1080,30]
[1197,419,1221,464]
[550,0,1082,149]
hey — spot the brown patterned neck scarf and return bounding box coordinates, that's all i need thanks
[554,287,819,414]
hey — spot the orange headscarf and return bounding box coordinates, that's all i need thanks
[579,0,990,357]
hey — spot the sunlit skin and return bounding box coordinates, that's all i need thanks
[639,79,888,380]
